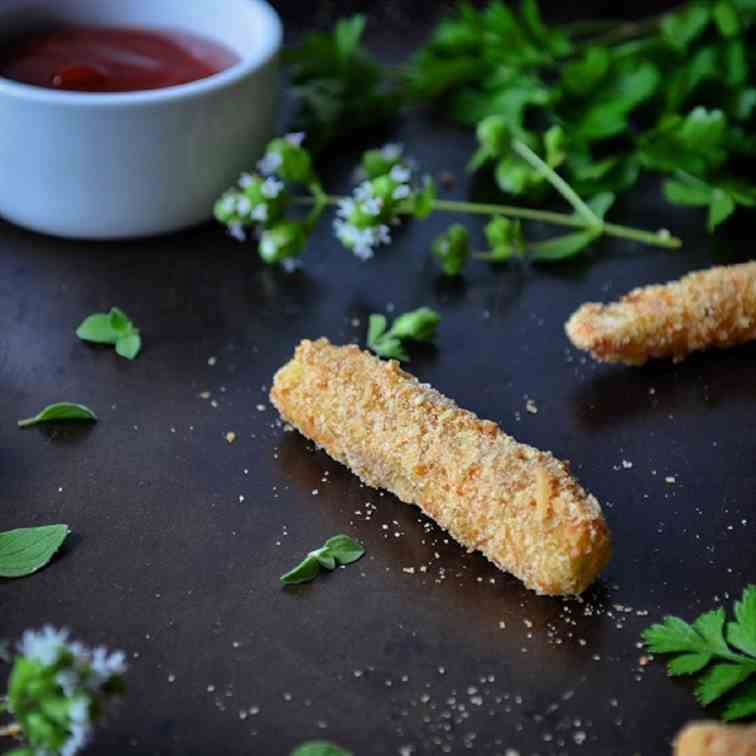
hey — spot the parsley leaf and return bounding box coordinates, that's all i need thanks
[728,585,756,657]
[281,535,364,585]
[642,585,756,720]
[366,307,440,362]
[432,224,470,275]
[0,525,69,578]
[17,402,97,428]
[76,307,141,360]
[479,217,525,261]
[663,171,756,230]
[283,16,402,151]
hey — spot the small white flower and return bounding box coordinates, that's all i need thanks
[390,164,411,183]
[337,198,357,219]
[228,223,246,242]
[56,669,79,696]
[352,228,376,260]
[257,151,282,176]
[68,698,90,725]
[261,177,284,199]
[252,203,269,223]
[90,647,127,683]
[260,236,279,258]
[375,224,391,245]
[220,194,237,215]
[19,626,69,666]
[392,184,411,201]
[238,172,255,189]
[362,197,383,216]
[68,641,87,661]
[381,143,403,161]
[354,181,374,202]
[236,196,252,216]
[334,218,356,244]
[285,132,306,147]
[61,719,91,756]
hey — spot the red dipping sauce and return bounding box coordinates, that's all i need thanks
[0,26,240,93]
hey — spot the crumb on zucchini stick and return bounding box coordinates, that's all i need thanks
[674,721,756,755]
[565,261,756,365]
[270,339,611,596]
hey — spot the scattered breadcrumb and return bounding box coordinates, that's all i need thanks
[225,431,236,444]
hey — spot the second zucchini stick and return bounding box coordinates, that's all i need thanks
[566,261,756,365]
[674,721,756,755]
[271,339,611,596]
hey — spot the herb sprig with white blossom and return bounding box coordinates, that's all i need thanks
[215,134,679,274]
[0,627,127,755]
[642,585,756,721]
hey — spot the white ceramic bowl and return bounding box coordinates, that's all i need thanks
[0,0,281,239]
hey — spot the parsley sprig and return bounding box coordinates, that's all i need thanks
[642,585,756,721]
[283,16,403,152]
[281,2,756,241]
[409,0,756,231]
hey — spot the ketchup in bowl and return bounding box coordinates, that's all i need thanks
[0,26,240,93]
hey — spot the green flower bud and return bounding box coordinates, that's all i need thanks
[258,221,308,265]
[262,136,314,184]
[484,217,525,261]
[361,144,403,180]
[432,224,470,276]
[369,175,397,206]
[213,191,244,224]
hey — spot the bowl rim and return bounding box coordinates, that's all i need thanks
[0,0,281,108]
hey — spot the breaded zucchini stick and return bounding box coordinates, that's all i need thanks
[270,339,611,595]
[566,261,756,365]
[674,721,756,755]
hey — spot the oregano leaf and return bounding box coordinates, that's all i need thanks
[0,525,70,578]
[18,403,97,428]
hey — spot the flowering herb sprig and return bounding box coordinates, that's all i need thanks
[0,626,127,756]
[333,144,436,260]
[214,133,327,270]
[215,134,680,274]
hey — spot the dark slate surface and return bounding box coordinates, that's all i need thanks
[1,2,754,755]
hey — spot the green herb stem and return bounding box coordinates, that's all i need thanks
[512,140,600,226]
[294,195,681,249]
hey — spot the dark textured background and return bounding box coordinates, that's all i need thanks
[1,2,755,755]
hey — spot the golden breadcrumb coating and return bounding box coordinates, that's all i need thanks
[270,339,611,596]
[565,261,756,365]
[674,721,756,756]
